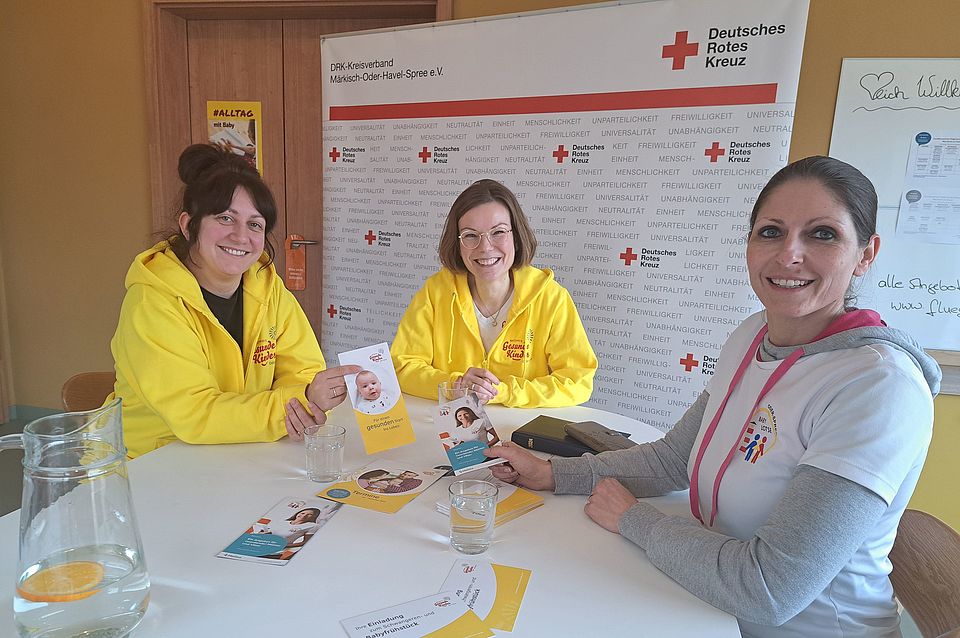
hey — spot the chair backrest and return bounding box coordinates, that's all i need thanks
[61,371,116,412]
[889,508,960,638]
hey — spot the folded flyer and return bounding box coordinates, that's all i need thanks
[217,497,341,565]
[440,560,532,632]
[338,342,415,454]
[436,471,543,527]
[317,460,446,514]
[437,391,507,475]
[340,591,492,638]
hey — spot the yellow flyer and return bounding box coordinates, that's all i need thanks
[440,560,531,632]
[435,471,543,527]
[338,342,416,454]
[340,592,492,638]
[318,460,445,514]
[206,100,262,173]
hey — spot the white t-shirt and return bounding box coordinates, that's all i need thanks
[691,312,933,638]
[474,290,514,352]
[451,418,491,446]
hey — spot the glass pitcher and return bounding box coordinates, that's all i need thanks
[0,398,150,638]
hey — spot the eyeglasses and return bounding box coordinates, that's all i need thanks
[458,228,513,249]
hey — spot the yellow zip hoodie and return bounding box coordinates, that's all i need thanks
[109,241,325,457]
[392,266,597,407]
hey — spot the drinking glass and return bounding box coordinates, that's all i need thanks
[305,425,346,482]
[449,479,498,554]
[438,381,467,405]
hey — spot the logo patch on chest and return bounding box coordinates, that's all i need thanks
[253,339,277,366]
[739,404,778,464]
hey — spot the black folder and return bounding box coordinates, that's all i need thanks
[510,415,595,457]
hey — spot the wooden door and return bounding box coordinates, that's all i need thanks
[144,1,451,337]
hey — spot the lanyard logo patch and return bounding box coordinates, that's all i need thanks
[739,404,777,464]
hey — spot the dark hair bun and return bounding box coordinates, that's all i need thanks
[177,143,252,186]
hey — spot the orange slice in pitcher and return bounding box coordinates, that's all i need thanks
[17,561,105,602]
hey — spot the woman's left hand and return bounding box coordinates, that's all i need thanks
[456,367,500,403]
[584,478,638,534]
[284,397,325,441]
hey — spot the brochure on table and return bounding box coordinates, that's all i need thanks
[338,342,415,454]
[437,392,506,475]
[436,471,543,527]
[441,560,532,632]
[341,591,492,638]
[318,460,446,514]
[217,497,341,565]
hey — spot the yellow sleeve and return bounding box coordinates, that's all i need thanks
[495,286,597,408]
[271,286,326,393]
[391,283,461,400]
[113,286,319,447]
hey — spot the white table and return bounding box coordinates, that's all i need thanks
[0,397,741,637]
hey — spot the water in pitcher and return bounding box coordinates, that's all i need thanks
[14,544,149,638]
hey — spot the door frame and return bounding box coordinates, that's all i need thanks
[142,0,452,231]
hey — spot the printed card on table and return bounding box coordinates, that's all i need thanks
[217,497,341,566]
[437,392,506,476]
[338,342,415,454]
[341,591,492,638]
[436,471,543,527]
[440,560,532,632]
[317,460,445,514]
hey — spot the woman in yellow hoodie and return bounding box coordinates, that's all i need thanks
[392,179,597,407]
[109,144,359,457]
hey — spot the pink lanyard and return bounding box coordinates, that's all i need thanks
[688,325,804,527]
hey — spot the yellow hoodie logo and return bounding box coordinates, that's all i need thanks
[253,339,277,366]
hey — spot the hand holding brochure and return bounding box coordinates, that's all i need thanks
[217,497,341,565]
[437,391,507,475]
[338,342,416,454]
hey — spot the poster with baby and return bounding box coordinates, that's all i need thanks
[338,342,415,454]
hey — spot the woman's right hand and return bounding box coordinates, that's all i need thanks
[484,441,555,491]
[456,367,500,403]
[306,365,364,412]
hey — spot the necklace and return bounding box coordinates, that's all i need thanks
[487,302,506,327]
[477,290,511,327]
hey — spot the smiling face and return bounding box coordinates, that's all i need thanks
[458,201,515,286]
[455,408,475,427]
[292,508,319,523]
[179,186,265,296]
[747,178,879,345]
[357,371,382,401]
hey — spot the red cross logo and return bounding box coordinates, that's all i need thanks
[364,230,376,245]
[662,31,699,70]
[680,353,700,372]
[552,145,569,163]
[619,247,638,266]
[328,147,341,162]
[418,147,432,163]
[704,142,726,163]
[327,304,337,319]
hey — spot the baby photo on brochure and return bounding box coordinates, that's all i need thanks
[437,392,506,475]
[337,343,415,454]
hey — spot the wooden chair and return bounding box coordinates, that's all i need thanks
[889,509,960,638]
[60,371,116,412]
